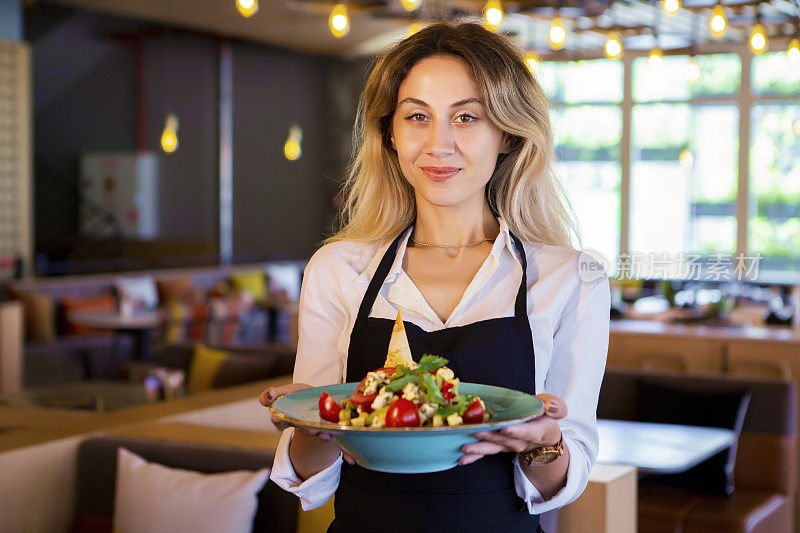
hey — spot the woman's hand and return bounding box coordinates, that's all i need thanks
[258,383,356,468]
[460,393,567,465]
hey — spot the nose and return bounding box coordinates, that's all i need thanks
[424,120,456,158]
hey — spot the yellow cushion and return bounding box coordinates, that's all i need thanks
[229,270,267,301]
[187,344,230,393]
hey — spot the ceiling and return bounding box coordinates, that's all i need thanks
[44,0,800,58]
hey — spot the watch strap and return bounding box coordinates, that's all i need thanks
[522,434,565,466]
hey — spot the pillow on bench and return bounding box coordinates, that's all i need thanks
[113,448,269,533]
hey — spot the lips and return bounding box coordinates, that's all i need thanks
[421,167,461,182]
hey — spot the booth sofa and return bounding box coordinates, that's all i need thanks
[73,435,299,533]
[598,367,797,533]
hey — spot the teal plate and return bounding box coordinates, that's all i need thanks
[270,382,545,473]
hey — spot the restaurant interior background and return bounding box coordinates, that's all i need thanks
[0,0,799,532]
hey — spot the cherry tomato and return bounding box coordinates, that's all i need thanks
[461,399,485,424]
[441,381,455,403]
[385,398,420,427]
[319,391,342,423]
[349,390,378,413]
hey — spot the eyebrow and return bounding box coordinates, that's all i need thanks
[397,97,483,108]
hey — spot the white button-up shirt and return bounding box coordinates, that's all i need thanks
[270,218,610,514]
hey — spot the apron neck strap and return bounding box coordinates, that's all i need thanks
[357,226,529,322]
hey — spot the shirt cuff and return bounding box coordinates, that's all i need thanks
[512,434,591,514]
[269,427,343,511]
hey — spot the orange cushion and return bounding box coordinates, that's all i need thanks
[59,294,116,336]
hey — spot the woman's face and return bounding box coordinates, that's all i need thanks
[390,55,508,214]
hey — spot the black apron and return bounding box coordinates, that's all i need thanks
[328,228,542,533]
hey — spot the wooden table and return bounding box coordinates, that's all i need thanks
[596,418,736,474]
[68,310,162,360]
[0,381,148,412]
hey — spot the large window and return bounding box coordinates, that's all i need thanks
[748,53,800,274]
[542,50,800,280]
[541,60,622,270]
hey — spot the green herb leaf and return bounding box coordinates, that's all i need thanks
[421,373,445,405]
[417,354,449,372]
[435,406,456,418]
[385,372,415,392]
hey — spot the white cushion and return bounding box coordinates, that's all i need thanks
[113,447,270,533]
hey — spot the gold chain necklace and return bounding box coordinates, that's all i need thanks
[409,236,494,249]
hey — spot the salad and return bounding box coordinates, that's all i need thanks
[318,354,490,428]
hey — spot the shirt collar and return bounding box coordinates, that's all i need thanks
[356,217,522,286]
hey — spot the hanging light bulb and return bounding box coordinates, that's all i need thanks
[484,1,504,30]
[236,0,258,18]
[709,4,727,39]
[604,31,623,59]
[407,21,423,39]
[549,17,566,50]
[648,47,663,67]
[679,149,694,168]
[687,56,701,81]
[160,113,179,154]
[400,0,420,11]
[750,23,767,54]
[787,38,800,64]
[524,51,540,75]
[329,4,350,39]
[662,0,680,17]
[283,124,302,161]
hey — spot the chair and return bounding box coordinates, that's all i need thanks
[598,368,797,533]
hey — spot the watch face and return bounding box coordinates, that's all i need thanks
[530,451,560,465]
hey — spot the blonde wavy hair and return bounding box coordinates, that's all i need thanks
[326,21,576,248]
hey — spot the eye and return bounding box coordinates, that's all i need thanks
[455,113,477,123]
[405,113,428,122]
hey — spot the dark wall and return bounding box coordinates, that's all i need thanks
[142,33,219,242]
[231,42,330,260]
[26,4,338,273]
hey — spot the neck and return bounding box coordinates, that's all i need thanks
[412,201,500,247]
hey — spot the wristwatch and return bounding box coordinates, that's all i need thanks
[522,435,565,466]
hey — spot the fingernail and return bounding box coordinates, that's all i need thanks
[267,389,276,400]
[547,402,559,413]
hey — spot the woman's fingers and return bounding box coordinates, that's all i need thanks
[341,450,356,465]
[258,382,312,407]
[537,393,568,420]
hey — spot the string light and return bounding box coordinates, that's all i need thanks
[679,149,694,168]
[236,0,258,18]
[283,124,302,161]
[709,4,727,39]
[329,4,350,39]
[687,56,701,81]
[160,113,179,154]
[549,16,566,50]
[400,0,420,11]
[662,0,680,17]
[484,1,504,30]
[407,21,423,38]
[749,23,767,54]
[524,51,540,74]
[605,31,623,59]
[648,46,663,67]
[788,38,800,64]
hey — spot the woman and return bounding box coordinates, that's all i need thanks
[260,21,609,532]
